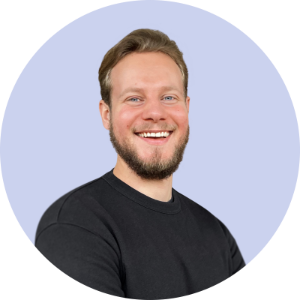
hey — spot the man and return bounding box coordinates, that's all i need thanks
[35,29,245,299]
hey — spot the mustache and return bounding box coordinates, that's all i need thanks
[132,123,177,132]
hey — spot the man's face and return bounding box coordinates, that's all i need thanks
[105,52,190,180]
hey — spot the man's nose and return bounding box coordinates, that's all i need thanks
[141,98,166,122]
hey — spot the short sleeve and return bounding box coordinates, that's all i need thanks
[35,223,125,297]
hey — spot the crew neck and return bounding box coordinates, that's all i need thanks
[102,169,181,214]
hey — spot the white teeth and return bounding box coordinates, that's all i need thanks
[137,131,171,138]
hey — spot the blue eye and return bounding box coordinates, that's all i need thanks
[128,97,138,102]
[165,96,174,99]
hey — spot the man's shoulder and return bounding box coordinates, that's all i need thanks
[35,174,113,243]
[175,189,212,213]
[175,189,239,248]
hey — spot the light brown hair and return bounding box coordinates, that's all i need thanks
[98,29,188,108]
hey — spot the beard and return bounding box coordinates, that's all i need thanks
[109,116,190,180]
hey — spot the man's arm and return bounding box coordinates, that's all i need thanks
[35,223,125,299]
[214,220,263,297]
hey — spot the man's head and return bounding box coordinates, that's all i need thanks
[99,29,190,180]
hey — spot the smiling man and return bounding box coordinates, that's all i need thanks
[35,29,245,299]
[100,50,190,199]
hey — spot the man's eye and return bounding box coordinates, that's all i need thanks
[128,97,138,102]
[165,96,174,99]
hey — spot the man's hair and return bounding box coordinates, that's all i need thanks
[98,29,188,108]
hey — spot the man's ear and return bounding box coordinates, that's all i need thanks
[99,100,111,130]
[185,96,190,113]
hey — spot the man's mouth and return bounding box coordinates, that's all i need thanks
[134,130,173,146]
[135,131,173,139]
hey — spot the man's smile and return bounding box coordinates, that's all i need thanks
[134,130,173,145]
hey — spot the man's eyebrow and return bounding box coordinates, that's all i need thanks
[118,86,183,98]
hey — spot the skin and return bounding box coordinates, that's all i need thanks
[99,52,190,202]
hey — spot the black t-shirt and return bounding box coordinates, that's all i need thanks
[35,169,245,299]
